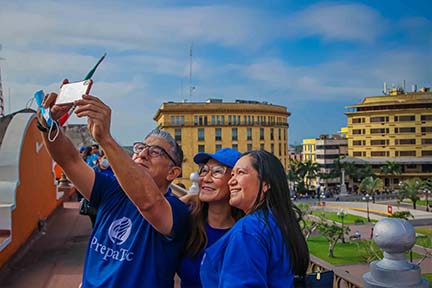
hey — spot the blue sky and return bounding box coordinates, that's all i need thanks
[0,0,430,145]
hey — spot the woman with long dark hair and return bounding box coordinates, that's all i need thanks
[200,150,309,287]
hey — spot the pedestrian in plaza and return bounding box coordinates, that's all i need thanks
[177,148,243,288]
[200,150,309,287]
[37,87,189,287]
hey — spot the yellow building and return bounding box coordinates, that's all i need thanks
[302,138,316,162]
[154,99,290,185]
[345,86,432,185]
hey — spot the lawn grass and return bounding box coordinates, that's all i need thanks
[311,211,377,224]
[416,227,432,237]
[308,236,422,265]
[415,227,432,249]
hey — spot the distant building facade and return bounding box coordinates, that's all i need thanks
[345,86,432,186]
[302,138,316,162]
[154,99,290,185]
[315,134,348,189]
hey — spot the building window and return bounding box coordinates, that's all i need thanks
[398,151,416,157]
[216,144,222,151]
[422,139,432,144]
[278,128,281,140]
[353,129,363,135]
[170,116,175,125]
[270,128,274,140]
[174,128,181,142]
[203,116,207,125]
[247,143,252,151]
[353,151,363,157]
[279,143,282,156]
[421,115,432,121]
[352,118,364,124]
[215,128,222,141]
[198,145,205,152]
[370,116,389,123]
[198,128,204,141]
[396,115,416,122]
[422,127,432,133]
[247,128,252,140]
[211,116,215,125]
[395,139,416,145]
[370,139,389,146]
[194,116,198,126]
[271,143,274,153]
[260,128,264,140]
[284,129,286,140]
[232,128,238,141]
[422,151,432,156]
[371,151,387,157]
[232,143,238,150]
[353,140,363,146]
[370,128,389,134]
[260,143,264,150]
[396,127,416,133]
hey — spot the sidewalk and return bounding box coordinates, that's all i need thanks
[0,202,92,288]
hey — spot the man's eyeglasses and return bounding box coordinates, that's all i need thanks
[133,142,178,166]
[198,164,228,179]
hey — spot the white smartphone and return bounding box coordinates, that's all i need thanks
[56,79,93,105]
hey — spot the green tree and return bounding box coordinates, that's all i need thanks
[400,178,423,209]
[287,159,306,194]
[315,219,350,258]
[380,161,402,192]
[359,176,383,203]
[302,160,319,194]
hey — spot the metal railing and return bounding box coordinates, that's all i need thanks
[309,255,364,288]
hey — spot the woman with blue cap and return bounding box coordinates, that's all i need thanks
[177,148,243,288]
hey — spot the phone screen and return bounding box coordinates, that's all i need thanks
[56,80,93,105]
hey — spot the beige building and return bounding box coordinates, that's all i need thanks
[154,99,290,186]
[345,86,432,186]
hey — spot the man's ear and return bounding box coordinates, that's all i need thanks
[167,166,182,182]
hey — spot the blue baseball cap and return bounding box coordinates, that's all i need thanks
[79,146,87,153]
[193,148,241,168]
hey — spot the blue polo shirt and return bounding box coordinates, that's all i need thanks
[200,210,294,287]
[82,173,190,288]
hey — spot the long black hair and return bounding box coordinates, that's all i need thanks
[243,150,309,277]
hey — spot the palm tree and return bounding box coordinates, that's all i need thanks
[287,159,306,194]
[380,161,402,192]
[400,178,423,209]
[302,160,319,194]
[359,176,384,203]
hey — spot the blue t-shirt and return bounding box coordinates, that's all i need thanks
[200,210,294,288]
[178,223,230,288]
[82,173,190,288]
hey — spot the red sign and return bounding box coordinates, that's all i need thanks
[387,205,393,215]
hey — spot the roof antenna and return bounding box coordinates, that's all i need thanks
[189,44,196,100]
[0,44,5,117]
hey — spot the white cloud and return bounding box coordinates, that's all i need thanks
[280,3,386,43]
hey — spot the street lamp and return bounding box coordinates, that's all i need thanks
[425,188,430,212]
[337,208,348,243]
[362,194,373,222]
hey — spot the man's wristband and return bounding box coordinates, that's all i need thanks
[36,118,57,133]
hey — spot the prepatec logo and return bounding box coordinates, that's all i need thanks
[108,217,132,245]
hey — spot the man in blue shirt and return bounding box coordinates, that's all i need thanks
[37,92,189,287]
